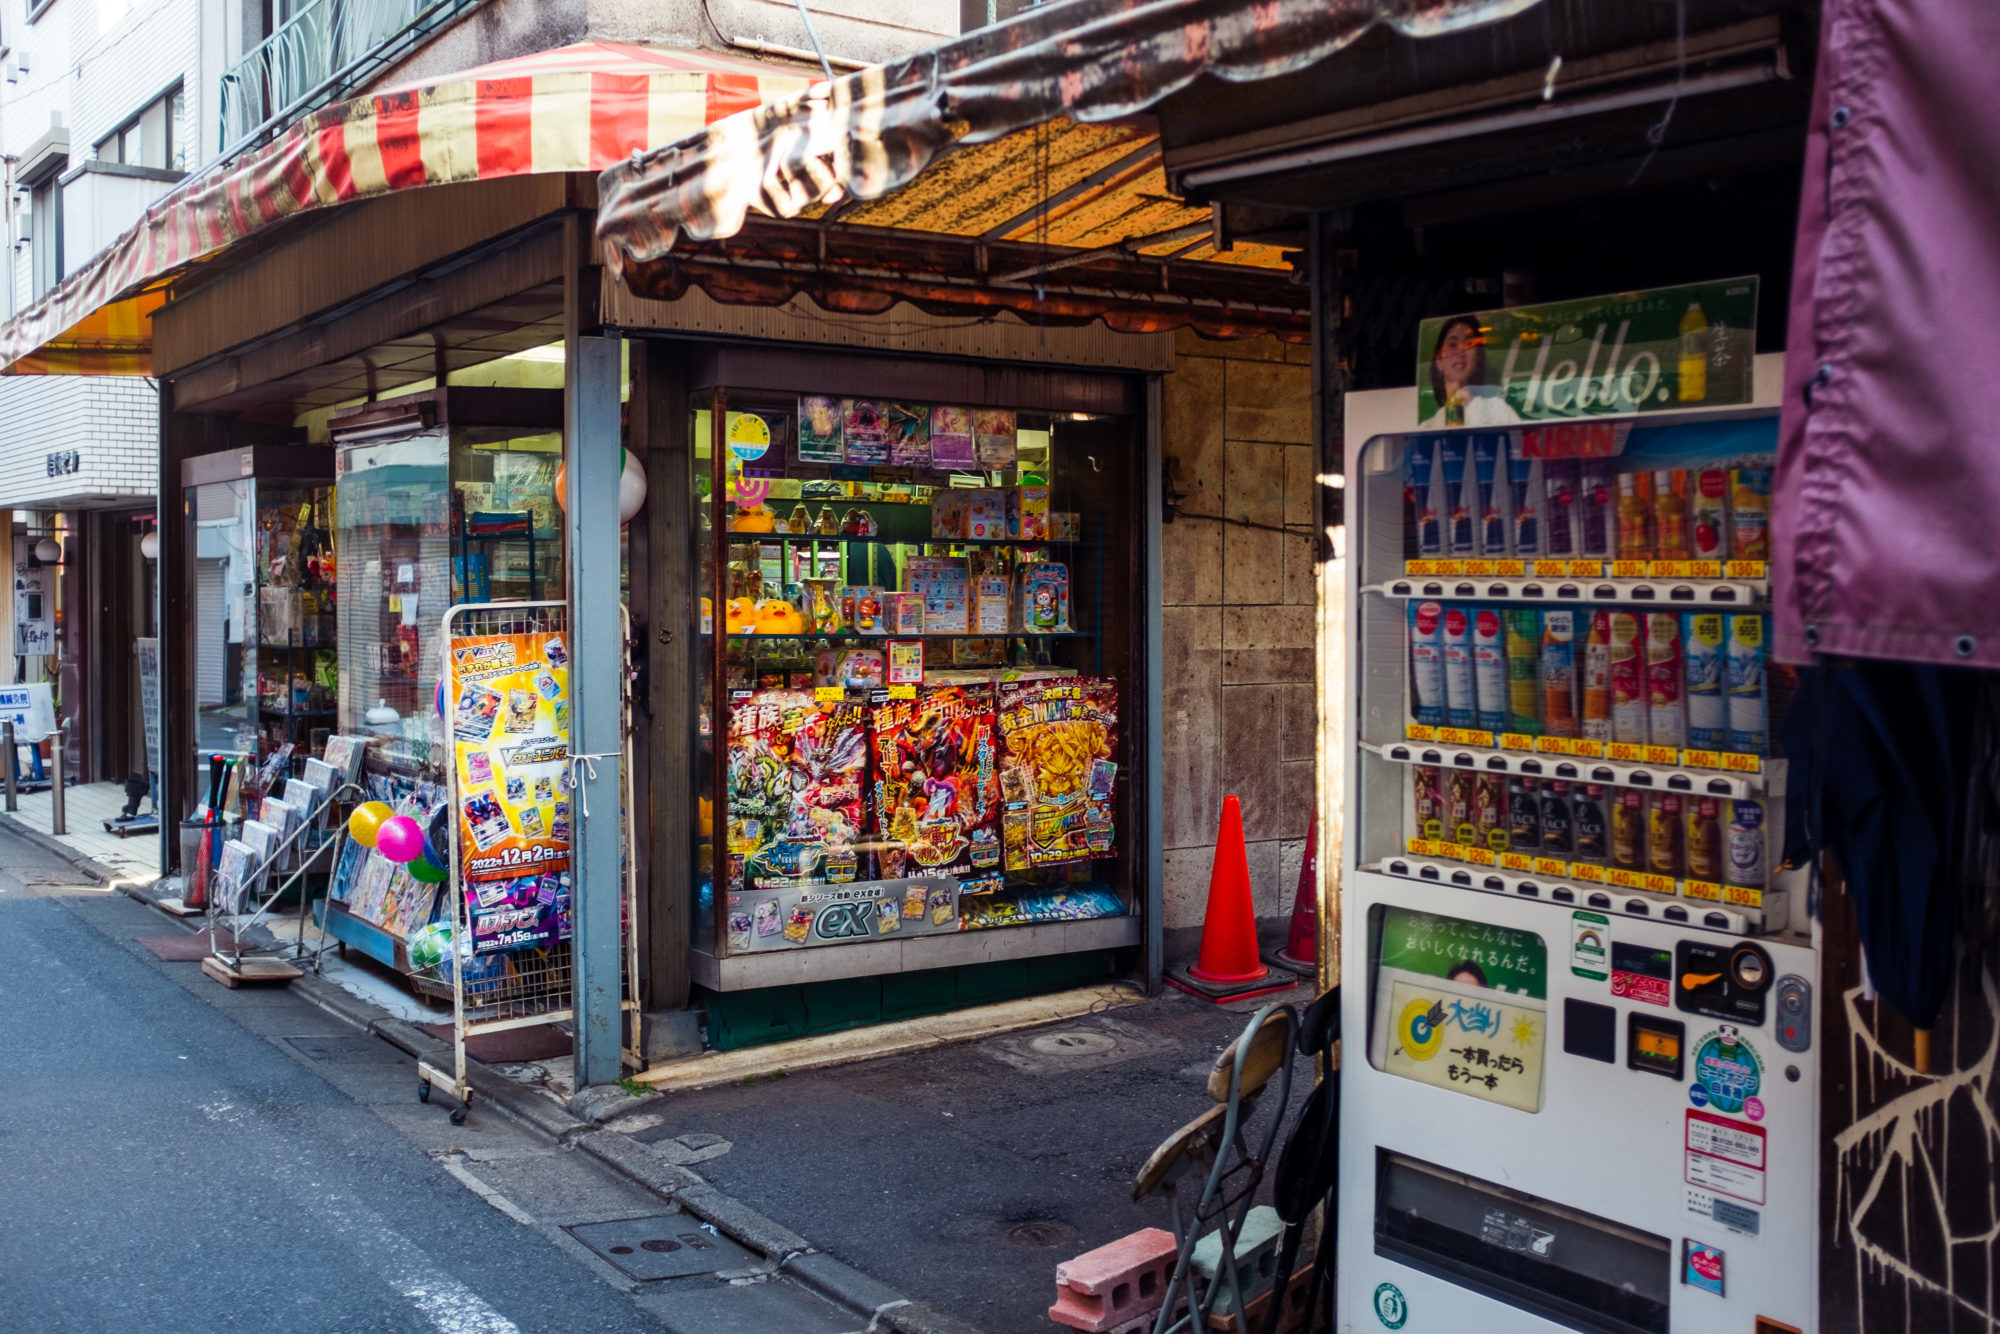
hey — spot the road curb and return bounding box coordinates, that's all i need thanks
[0,811,126,886]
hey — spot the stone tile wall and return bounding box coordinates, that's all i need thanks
[1159,329,1318,947]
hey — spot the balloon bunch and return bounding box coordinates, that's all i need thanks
[347,801,451,883]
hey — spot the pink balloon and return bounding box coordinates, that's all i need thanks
[376,815,426,864]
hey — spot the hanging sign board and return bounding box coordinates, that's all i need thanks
[1415,278,1759,427]
[12,542,52,657]
[136,637,162,778]
[0,681,57,741]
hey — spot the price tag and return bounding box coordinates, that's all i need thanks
[1724,559,1768,580]
[1499,852,1534,872]
[1607,741,1647,762]
[1465,559,1494,576]
[887,684,917,700]
[1463,846,1497,867]
[1686,560,1723,579]
[1406,723,1438,742]
[1408,838,1447,859]
[815,686,846,702]
[1405,559,1441,576]
[1571,863,1606,883]
[1437,560,1467,576]
[1568,560,1605,578]
[1438,727,1495,748]
[1493,559,1526,577]
[1570,738,1607,758]
[1722,884,1765,908]
[1533,560,1569,579]
[1605,868,1643,890]
[1499,732,1537,752]
[1683,879,1724,902]
[1534,857,1570,879]
[1535,736,1570,755]
[1643,745,1682,767]
[1611,560,1649,579]
[1683,749,1725,770]
[1720,752,1762,774]
[1651,560,1694,579]
[1639,873,1679,895]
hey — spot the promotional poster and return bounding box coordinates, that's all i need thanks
[726,689,869,885]
[996,678,1119,871]
[448,631,572,882]
[869,685,1001,878]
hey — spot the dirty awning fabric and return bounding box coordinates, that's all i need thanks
[595,0,1543,295]
[0,42,807,374]
[1775,0,2000,670]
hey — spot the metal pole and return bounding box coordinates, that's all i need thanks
[566,331,625,1089]
[3,721,16,811]
[49,727,65,835]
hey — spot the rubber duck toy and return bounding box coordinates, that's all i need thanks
[755,599,807,635]
[725,597,758,634]
[731,503,777,534]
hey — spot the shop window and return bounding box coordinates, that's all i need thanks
[28,169,62,296]
[95,84,185,173]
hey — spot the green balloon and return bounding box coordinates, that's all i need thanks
[408,856,448,884]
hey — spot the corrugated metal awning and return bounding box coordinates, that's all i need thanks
[0,42,809,375]
[594,0,1545,338]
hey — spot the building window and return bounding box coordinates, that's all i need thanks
[29,168,62,297]
[95,84,185,173]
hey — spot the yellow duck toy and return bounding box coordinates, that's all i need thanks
[725,597,758,634]
[755,599,806,635]
[730,504,777,533]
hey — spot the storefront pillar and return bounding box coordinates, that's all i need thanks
[565,330,627,1085]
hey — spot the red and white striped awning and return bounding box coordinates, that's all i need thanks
[1,41,808,374]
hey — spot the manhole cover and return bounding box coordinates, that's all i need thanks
[1028,1031,1119,1058]
[1005,1220,1076,1247]
[284,1034,408,1065]
[983,1018,1175,1075]
[565,1216,754,1281]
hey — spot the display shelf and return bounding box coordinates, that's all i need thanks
[1367,574,1765,607]
[712,631,1091,642]
[1366,856,1757,935]
[724,530,1090,548]
[1364,738,1779,800]
[691,913,1138,991]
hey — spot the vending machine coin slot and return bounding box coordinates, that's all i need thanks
[1773,976,1812,1053]
[1675,940,1772,1024]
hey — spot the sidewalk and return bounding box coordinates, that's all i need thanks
[0,779,164,886]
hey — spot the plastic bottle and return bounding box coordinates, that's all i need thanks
[1504,609,1542,735]
[1448,769,1477,846]
[1440,438,1472,555]
[1653,470,1691,561]
[1509,776,1542,852]
[1572,783,1608,865]
[1507,439,1541,556]
[1472,607,1508,733]
[1617,472,1655,561]
[1544,460,1579,557]
[1683,612,1727,749]
[1474,436,1508,556]
[1409,438,1440,556]
[1678,300,1710,402]
[1609,612,1648,744]
[1408,600,1445,726]
[1726,614,1768,755]
[1578,462,1614,557]
[1730,469,1772,561]
[1727,799,1766,888]
[1540,610,1578,738]
[1442,605,1476,728]
[1580,610,1613,742]
[1645,613,1686,748]
[1692,470,1730,560]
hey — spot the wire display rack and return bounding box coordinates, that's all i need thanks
[417,600,641,1123]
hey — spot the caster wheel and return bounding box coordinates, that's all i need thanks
[418,1080,431,1103]
[449,1107,468,1126]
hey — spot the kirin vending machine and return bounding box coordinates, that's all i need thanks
[1337,336,1818,1334]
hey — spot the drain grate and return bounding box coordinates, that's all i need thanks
[565,1215,755,1281]
[284,1034,408,1065]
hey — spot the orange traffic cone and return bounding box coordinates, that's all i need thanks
[1272,814,1318,973]
[1168,796,1296,1002]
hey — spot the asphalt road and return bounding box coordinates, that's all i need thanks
[0,844,828,1334]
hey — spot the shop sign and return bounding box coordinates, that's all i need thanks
[0,682,56,741]
[1415,278,1759,426]
[1373,906,1547,1112]
[44,449,79,477]
[726,877,960,952]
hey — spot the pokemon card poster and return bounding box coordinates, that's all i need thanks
[997,678,1118,871]
[448,632,571,882]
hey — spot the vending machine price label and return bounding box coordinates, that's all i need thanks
[1438,727,1494,748]
[1571,863,1606,883]
[1724,560,1768,580]
[1407,838,1449,859]
[1493,559,1526,576]
[1464,559,1494,576]
[1640,872,1679,895]
[1404,559,1444,576]
[1605,868,1644,890]
[1608,742,1647,762]
[1719,752,1761,774]
[1683,879,1724,902]
[1462,846,1497,867]
[1499,852,1535,872]
[1534,857,1570,878]
[1540,736,1605,758]
[1406,723,1438,742]
[1722,884,1766,908]
[1499,733,1537,752]
[1683,749,1725,770]
[1650,560,1694,578]
[1611,560,1650,578]
[1686,560,1723,579]
[1567,560,1605,578]
[1642,745,1683,767]
[1534,560,1570,578]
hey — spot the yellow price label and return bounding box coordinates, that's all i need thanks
[1722,884,1766,908]
[1650,560,1694,579]
[1682,749,1725,770]
[1493,560,1526,577]
[1568,560,1605,578]
[1639,873,1678,895]
[1407,838,1446,859]
[1571,863,1606,883]
[1720,752,1762,773]
[1438,727,1494,748]
[1686,560,1723,579]
[1682,879,1724,902]
[1533,560,1569,579]
[1607,742,1647,762]
[1499,852,1535,872]
[1724,560,1768,580]
[1605,868,1643,890]
[1643,745,1682,767]
[1406,723,1438,742]
[1499,732,1537,752]
[1534,857,1570,878]
[1465,559,1494,576]
[815,686,846,702]
[1463,847,1497,867]
[887,684,917,700]
[1437,560,1467,576]
[1534,736,1569,755]
[1611,560,1650,579]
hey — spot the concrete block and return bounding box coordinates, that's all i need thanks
[1190,1206,1284,1317]
[1050,1227,1178,1332]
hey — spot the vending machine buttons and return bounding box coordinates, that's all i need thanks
[1774,975,1813,1053]
[1628,1013,1686,1079]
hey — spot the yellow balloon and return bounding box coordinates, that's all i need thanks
[348,801,394,848]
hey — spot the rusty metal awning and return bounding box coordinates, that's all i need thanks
[594,0,1547,339]
[0,42,810,375]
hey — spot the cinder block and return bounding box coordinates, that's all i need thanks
[1050,1227,1179,1332]
[1190,1206,1283,1317]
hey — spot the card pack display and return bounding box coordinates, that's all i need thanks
[843,399,890,465]
[726,690,868,885]
[797,395,845,463]
[975,409,1017,468]
[907,557,969,634]
[449,633,571,881]
[997,678,1119,870]
[465,871,571,954]
[888,402,931,467]
[869,685,1001,877]
[929,406,977,468]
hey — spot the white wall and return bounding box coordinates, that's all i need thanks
[0,374,158,508]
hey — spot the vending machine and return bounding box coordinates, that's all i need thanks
[1337,346,1819,1334]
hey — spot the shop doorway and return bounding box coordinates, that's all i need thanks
[88,509,157,789]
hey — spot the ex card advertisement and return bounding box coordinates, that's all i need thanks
[996,678,1118,871]
[869,684,1001,878]
[449,632,572,882]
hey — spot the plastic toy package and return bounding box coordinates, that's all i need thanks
[996,678,1120,871]
[726,690,869,886]
[868,685,1002,878]
[959,882,1125,930]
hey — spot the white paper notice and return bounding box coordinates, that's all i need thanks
[1685,1149,1766,1205]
